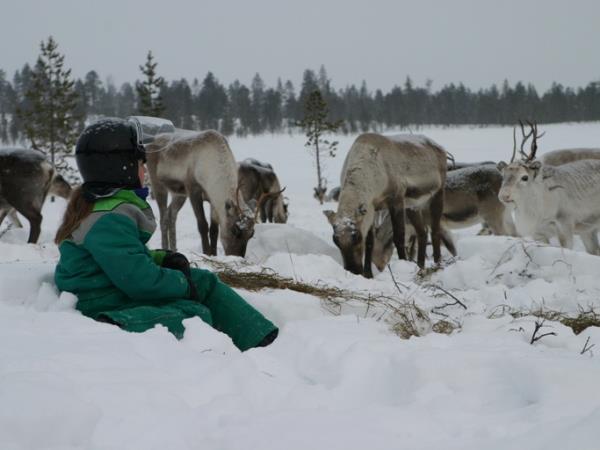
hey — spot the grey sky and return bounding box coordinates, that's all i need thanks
[2,0,599,92]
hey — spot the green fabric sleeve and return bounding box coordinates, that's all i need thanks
[149,249,168,266]
[83,213,190,301]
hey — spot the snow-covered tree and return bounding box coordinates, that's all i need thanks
[298,90,341,204]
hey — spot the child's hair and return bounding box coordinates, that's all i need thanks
[54,187,94,244]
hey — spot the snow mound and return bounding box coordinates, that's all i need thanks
[245,223,342,265]
[434,236,600,314]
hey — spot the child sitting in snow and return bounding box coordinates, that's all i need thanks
[54,118,278,351]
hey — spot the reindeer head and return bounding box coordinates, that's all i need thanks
[313,185,327,203]
[222,187,256,257]
[252,187,287,224]
[50,174,73,199]
[498,120,546,205]
[271,189,288,223]
[281,196,290,222]
[324,202,372,275]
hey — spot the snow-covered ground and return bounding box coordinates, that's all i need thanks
[1,123,600,450]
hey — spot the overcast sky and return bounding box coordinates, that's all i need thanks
[2,0,599,92]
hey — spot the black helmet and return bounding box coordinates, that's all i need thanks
[76,118,146,198]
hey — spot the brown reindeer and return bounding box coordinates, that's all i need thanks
[238,158,288,223]
[324,133,447,277]
[0,148,72,243]
[370,163,516,270]
[146,130,256,257]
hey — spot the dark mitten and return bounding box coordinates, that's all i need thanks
[162,252,198,300]
[162,252,191,276]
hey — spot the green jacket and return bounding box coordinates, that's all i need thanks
[55,189,277,350]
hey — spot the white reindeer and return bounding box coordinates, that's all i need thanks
[541,148,600,166]
[146,130,255,257]
[324,133,447,277]
[498,121,600,254]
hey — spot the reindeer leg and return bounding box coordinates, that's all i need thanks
[556,221,574,249]
[1,209,23,228]
[407,209,427,268]
[167,195,186,251]
[259,198,268,223]
[363,226,374,279]
[429,189,444,264]
[389,201,407,261]
[0,209,8,228]
[9,209,23,227]
[189,189,211,254]
[153,184,170,249]
[16,203,42,244]
[209,207,219,256]
[580,230,600,255]
[265,198,274,223]
[408,235,417,261]
[440,226,457,256]
[403,217,417,261]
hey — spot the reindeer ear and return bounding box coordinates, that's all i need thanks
[323,210,336,224]
[358,203,368,215]
[528,161,542,171]
[497,161,507,171]
[528,161,542,178]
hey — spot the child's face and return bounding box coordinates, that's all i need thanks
[138,161,146,186]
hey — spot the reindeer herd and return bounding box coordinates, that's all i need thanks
[1,120,600,279]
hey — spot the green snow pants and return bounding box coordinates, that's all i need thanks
[78,268,278,351]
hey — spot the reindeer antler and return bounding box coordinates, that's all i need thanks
[518,120,535,160]
[235,185,243,214]
[510,126,517,163]
[525,120,545,162]
[254,187,286,222]
[514,120,545,162]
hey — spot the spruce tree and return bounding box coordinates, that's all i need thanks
[136,51,166,117]
[117,82,136,117]
[0,70,8,143]
[298,90,341,204]
[220,102,235,136]
[83,70,102,115]
[249,73,265,134]
[17,36,80,178]
[196,72,228,130]
[282,80,298,128]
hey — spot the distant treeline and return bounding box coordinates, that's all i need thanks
[1,64,599,142]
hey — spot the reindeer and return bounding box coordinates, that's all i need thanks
[370,163,516,270]
[540,148,600,166]
[145,130,255,257]
[325,162,496,205]
[323,133,447,277]
[238,158,288,223]
[0,148,72,243]
[498,121,600,254]
[448,160,496,170]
